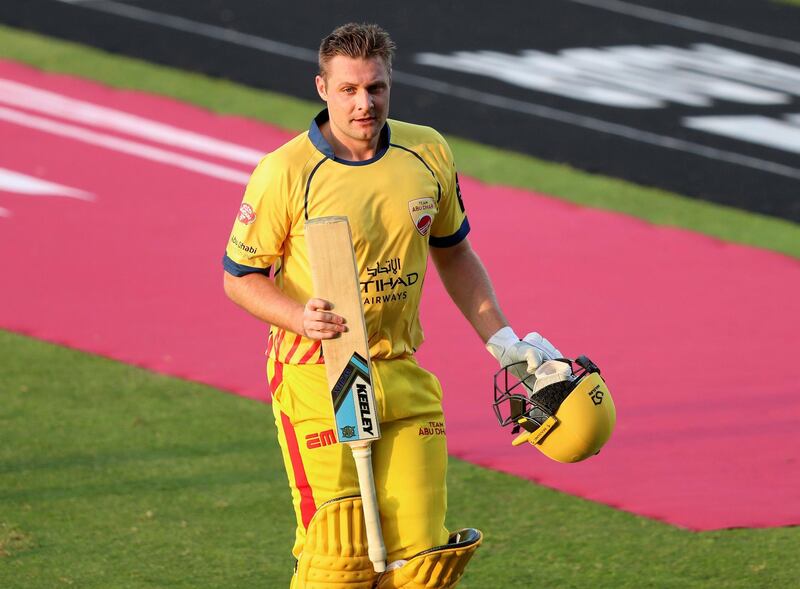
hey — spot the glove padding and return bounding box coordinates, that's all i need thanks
[486,327,561,382]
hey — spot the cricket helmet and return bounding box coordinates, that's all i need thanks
[493,356,616,463]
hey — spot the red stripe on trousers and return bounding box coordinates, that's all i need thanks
[280,410,317,529]
[275,329,286,361]
[298,340,321,364]
[284,334,302,364]
[268,358,283,395]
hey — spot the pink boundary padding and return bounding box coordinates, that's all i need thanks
[1,61,799,531]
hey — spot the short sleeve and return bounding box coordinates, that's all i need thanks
[429,137,469,248]
[223,154,291,275]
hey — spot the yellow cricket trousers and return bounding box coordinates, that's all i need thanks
[268,355,450,562]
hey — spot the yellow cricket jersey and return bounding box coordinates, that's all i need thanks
[223,109,469,364]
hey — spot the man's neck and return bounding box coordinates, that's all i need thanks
[319,121,380,162]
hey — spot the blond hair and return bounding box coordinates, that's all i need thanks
[318,23,396,77]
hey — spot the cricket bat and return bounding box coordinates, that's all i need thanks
[305,216,386,573]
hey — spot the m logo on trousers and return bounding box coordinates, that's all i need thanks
[306,429,337,449]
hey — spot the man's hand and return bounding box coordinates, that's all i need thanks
[302,298,348,340]
[486,327,561,381]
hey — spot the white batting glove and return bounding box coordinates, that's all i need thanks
[486,327,561,381]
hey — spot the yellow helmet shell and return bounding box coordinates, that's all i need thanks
[532,372,616,463]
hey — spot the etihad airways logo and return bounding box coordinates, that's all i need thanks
[360,257,419,305]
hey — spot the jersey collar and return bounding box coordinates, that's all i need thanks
[309,109,391,166]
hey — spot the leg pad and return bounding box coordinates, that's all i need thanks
[293,496,377,589]
[376,528,483,589]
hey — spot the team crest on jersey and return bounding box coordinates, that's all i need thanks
[238,203,256,225]
[408,197,436,236]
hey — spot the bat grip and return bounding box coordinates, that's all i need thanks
[351,443,387,573]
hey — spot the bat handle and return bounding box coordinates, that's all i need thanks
[351,442,387,573]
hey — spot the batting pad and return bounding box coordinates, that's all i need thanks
[293,496,375,589]
[376,528,482,589]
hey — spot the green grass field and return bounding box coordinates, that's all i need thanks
[1,25,799,589]
[3,332,799,589]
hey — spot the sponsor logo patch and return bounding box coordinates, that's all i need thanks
[588,385,605,406]
[418,420,446,436]
[408,197,436,236]
[330,352,379,442]
[230,234,257,255]
[238,202,256,225]
[455,173,465,212]
[306,428,337,449]
[360,257,419,305]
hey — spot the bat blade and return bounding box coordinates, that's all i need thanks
[306,215,386,572]
[305,216,380,444]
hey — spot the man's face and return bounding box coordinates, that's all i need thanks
[315,55,391,148]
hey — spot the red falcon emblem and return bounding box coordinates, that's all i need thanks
[416,214,432,236]
[238,203,256,225]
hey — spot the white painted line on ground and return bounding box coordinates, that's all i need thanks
[567,0,800,56]
[0,78,264,165]
[684,115,800,155]
[0,166,94,200]
[54,0,318,62]
[0,106,252,184]
[416,44,800,109]
[50,0,800,181]
[393,70,800,181]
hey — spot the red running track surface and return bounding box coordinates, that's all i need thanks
[1,60,798,530]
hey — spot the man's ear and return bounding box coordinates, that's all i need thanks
[315,75,328,101]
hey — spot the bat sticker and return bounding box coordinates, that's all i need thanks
[330,352,378,442]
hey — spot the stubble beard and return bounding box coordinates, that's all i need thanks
[345,115,383,143]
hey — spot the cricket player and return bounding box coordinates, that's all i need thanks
[222,23,560,588]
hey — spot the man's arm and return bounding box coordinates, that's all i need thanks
[429,238,508,343]
[432,238,562,375]
[223,272,346,340]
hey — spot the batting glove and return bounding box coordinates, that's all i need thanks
[486,327,561,381]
